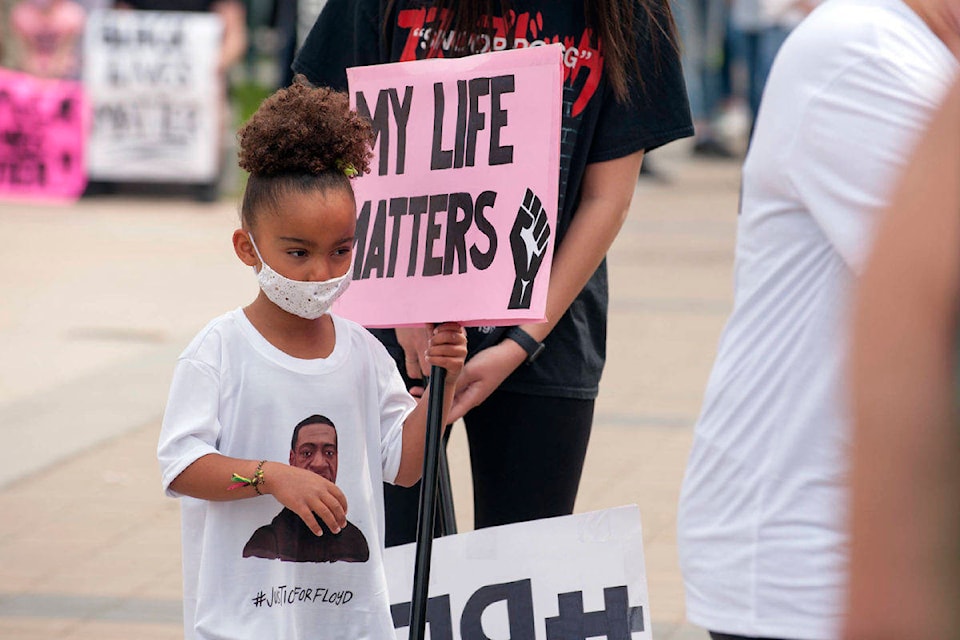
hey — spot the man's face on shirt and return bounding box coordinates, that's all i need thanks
[290,423,338,484]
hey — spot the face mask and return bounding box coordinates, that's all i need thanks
[248,234,352,320]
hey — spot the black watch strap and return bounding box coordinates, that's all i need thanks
[504,327,545,365]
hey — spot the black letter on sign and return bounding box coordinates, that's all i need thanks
[361,199,388,279]
[355,90,391,176]
[391,595,454,640]
[406,195,428,277]
[422,193,448,277]
[391,86,413,175]
[444,192,473,275]
[544,586,644,640]
[470,190,497,271]
[387,196,408,278]
[455,79,468,168]
[465,77,490,167]
[352,200,371,280]
[431,83,453,170]
[460,579,535,640]
[489,75,514,165]
[59,98,75,121]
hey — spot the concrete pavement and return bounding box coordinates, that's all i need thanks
[0,142,742,639]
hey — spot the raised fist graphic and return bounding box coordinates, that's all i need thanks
[508,188,551,310]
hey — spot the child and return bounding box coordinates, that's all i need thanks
[157,77,467,640]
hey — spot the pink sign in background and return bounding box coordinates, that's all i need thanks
[335,45,562,328]
[0,68,89,202]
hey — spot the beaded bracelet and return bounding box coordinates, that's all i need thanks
[228,460,267,495]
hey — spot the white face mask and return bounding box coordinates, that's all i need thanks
[248,234,352,320]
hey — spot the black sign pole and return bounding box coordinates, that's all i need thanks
[409,364,447,640]
[437,433,457,536]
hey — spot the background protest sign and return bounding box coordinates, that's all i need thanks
[336,45,562,327]
[82,9,222,182]
[384,505,652,640]
[0,69,89,202]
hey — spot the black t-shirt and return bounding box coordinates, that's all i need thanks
[294,0,692,399]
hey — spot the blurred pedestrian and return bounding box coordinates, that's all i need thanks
[730,0,819,132]
[272,0,297,87]
[294,0,694,545]
[10,0,86,79]
[673,0,736,157]
[845,76,960,640]
[677,1,960,639]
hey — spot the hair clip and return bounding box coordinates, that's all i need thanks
[335,159,359,178]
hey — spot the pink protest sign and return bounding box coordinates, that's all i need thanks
[335,45,562,328]
[0,68,88,202]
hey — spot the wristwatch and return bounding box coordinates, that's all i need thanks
[504,327,546,365]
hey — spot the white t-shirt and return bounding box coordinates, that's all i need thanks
[158,309,416,640]
[677,2,958,639]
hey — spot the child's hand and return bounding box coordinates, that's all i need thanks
[424,323,468,382]
[392,323,469,486]
[263,462,348,536]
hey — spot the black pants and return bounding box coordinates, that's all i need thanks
[383,388,594,546]
[710,633,793,640]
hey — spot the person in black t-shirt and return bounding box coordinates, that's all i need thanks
[294,0,693,543]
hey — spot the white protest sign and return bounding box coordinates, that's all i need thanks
[384,505,652,639]
[82,9,222,181]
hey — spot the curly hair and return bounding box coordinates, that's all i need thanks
[237,75,373,227]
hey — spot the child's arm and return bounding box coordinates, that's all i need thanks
[393,323,467,487]
[170,455,349,536]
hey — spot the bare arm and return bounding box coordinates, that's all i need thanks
[170,454,348,536]
[844,79,960,640]
[449,150,645,421]
[211,0,247,73]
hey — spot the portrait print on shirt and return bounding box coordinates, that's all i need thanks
[243,414,370,564]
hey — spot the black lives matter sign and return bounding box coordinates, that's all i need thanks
[391,581,645,640]
[382,506,652,640]
[334,46,562,328]
[82,9,222,182]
